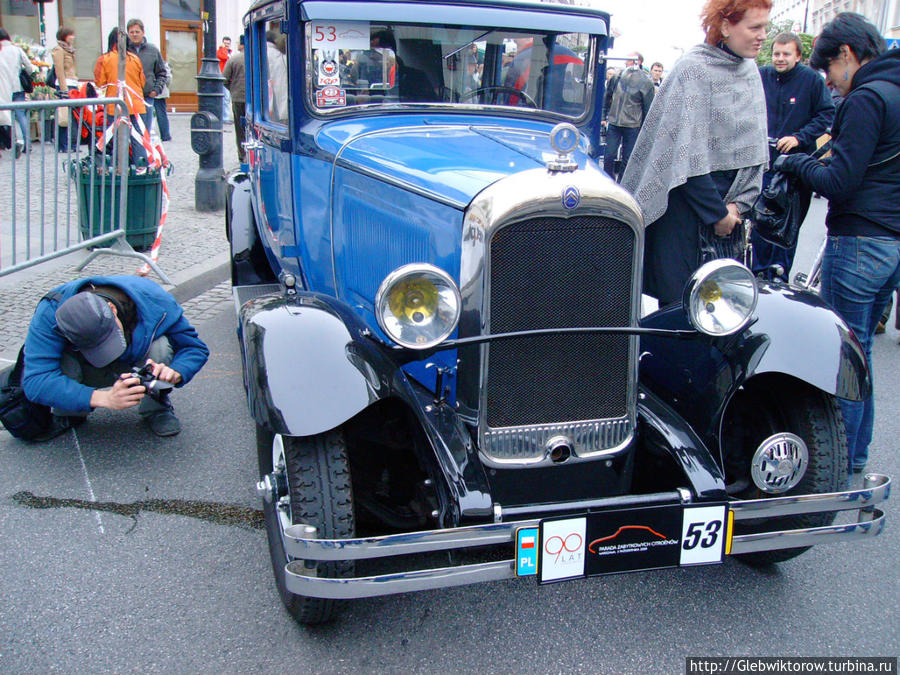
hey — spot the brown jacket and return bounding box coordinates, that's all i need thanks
[93,49,146,115]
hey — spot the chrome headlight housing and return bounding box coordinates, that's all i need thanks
[683,259,758,336]
[375,264,461,349]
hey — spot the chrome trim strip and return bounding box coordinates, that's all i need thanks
[730,473,890,519]
[730,509,886,554]
[285,559,514,599]
[481,418,633,466]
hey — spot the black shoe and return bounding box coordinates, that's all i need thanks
[14,144,23,159]
[851,465,866,475]
[145,406,181,436]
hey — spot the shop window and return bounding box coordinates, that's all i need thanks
[0,0,39,42]
[162,0,201,21]
[59,0,101,81]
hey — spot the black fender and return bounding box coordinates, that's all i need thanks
[639,282,869,451]
[239,290,493,526]
[226,170,277,287]
[239,291,396,436]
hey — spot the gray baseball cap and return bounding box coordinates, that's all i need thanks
[55,292,127,367]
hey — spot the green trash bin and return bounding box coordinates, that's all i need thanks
[72,164,163,251]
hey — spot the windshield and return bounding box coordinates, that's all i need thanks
[307,21,593,118]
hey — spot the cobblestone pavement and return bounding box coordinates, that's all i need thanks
[180,280,233,323]
[0,114,240,363]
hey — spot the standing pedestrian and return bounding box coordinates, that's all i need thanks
[50,26,78,151]
[218,36,233,124]
[622,0,770,305]
[650,62,664,87]
[155,60,172,142]
[126,18,166,135]
[94,28,148,168]
[774,13,900,476]
[602,51,654,181]
[0,27,36,158]
[223,35,246,163]
[752,31,835,281]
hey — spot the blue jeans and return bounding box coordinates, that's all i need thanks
[603,124,640,182]
[11,91,29,145]
[153,97,171,141]
[820,235,900,471]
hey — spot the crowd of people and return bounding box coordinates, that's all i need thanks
[619,0,900,477]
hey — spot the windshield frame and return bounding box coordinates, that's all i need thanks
[302,20,598,122]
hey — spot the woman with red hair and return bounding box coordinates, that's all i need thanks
[622,0,771,305]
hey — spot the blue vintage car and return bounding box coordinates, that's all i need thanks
[227,0,890,624]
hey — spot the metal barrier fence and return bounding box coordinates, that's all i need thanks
[0,96,169,283]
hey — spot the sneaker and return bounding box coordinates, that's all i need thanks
[145,407,181,437]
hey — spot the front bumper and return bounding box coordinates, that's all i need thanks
[280,474,890,599]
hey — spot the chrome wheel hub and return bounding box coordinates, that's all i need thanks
[750,432,808,494]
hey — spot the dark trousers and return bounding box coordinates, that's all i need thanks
[232,100,246,163]
[154,98,171,141]
[603,124,640,182]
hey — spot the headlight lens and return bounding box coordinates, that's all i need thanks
[683,259,758,336]
[375,264,461,349]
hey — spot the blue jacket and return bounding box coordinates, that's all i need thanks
[781,50,900,236]
[760,63,834,154]
[23,276,210,412]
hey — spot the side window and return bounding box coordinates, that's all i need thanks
[261,18,289,125]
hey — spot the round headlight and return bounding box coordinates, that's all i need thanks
[375,264,461,349]
[683,259,758,336]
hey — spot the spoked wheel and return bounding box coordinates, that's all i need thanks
[722,382,847,566]
[257,425,355,624]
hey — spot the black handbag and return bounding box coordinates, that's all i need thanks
[19,67,34,94]
[751,170,811,249]
[0,346,62,441]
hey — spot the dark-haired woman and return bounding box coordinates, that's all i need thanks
[622,0,771,305]
[776,12,900,476]
[93,28,147,167]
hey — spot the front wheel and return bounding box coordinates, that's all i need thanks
[257,425,355,624]
[722,382,847,566]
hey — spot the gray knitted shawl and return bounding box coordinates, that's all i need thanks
[621,43,768,227]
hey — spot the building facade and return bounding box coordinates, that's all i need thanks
[1,0,254,110]
[769,0,899,37]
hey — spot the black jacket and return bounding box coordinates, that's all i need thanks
[781,49,900,237]
[760,63,834,153]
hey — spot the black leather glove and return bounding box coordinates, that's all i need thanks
[772,153,799,173]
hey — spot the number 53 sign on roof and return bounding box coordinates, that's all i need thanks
[311,22,370,51]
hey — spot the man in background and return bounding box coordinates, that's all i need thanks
[753,32,834,281]
[217,36,233,124]
[602,51,654,181]
[127,18,167,135]
[223,36,246,163]
[650,62,664,88]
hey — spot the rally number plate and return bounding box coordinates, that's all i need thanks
[515,503,732,582]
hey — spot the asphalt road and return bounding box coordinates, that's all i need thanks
[1,199,898,674]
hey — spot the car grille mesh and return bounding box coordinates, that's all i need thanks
[486,216,634,428]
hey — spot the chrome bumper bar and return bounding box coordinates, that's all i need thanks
[281,474,890,599]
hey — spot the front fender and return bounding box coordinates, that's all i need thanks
[239,292,398,436]
[640,282,869,447]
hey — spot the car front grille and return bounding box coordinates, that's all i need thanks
[482,215,635,460]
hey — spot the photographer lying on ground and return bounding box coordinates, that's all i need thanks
[22,276,209,438]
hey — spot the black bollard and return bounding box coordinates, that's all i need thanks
[193,0,225,211]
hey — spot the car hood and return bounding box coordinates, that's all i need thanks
[320,119,588,208]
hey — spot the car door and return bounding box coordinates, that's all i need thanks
[246,3,301,279]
